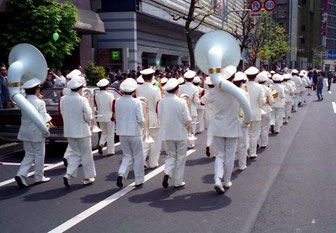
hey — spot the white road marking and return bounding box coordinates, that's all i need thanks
[0,143,121,187]
[48,149,196,233]
[332,102,336,114]
[329,91,332,94]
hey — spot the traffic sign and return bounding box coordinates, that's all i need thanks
[250,0,262,12]
[264,0,277,12]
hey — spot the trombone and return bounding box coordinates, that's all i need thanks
[137,97,155,144]
[180,94,197,141]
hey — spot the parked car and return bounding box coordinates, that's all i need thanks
[0,87,122,149]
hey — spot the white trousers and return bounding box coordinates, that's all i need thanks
[164,140,188,186]
[293,93,299,111]
[248,121,261,157]
[259,113,271,147]
[273,107,284,133]
[143,128,161,168]
[196,109,205,133]
[237,126,249,167]
[66,137,96,179]
[17,140,45,182]
[300,91,306,104]
[119,136,144,185]
[284,102,292,123]
[189,116,198,147]
[213,137,238,183]
[99,122,115,154]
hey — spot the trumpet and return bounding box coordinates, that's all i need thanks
[137,97,155,144]
[271,89,279,100]
[180,94,197,141]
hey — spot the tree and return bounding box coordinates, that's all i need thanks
[0,0,80,68]
[170,0,214,69]
[85,62,106,86]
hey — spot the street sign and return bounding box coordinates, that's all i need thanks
[264,0,277,11]
[327,50,336,59]
[249,0,262,17]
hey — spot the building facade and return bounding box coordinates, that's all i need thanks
[97,0,246,71]
[322,0,336,71]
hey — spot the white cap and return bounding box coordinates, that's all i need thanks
[299,70,307,76]
[222,65,237,79]
[283,74,291,80]
[67,76,86,89]
[66,69,81,80]
[245,66,259,76]
[193,76,201,84]
[140,68,155,76]
[163,78,179,91]
[184,70,196,79]
[272,74,283,81]
[22,78,41,89]
[205,76,213,85]
[233,72,247,82]
[161,77,168,84]
[256,71,268,82]
[136,75,144,84]
[270,70,276,74]
[120,78,137,92]
[292,69,299,74]
[178,77,185,84]
[151,78,157,85]
[96,78,109,87]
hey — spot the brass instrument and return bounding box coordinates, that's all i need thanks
[180,94,197,141]
[137,97,155,144]
[83,88,102,133]
[271,89,279,100]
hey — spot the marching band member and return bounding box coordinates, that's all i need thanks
[160,77,168,97]
[201,66,242,194]
[282,74,295,124]
[136,75,144,85]
[158,78,191,188]
[299,70,308,105]
[15,79,51,188]
[257,71,273,148]
[136,68,162,169]
[244,67,265,159]
[96,78,115,156]
[179,70,200,147]
[201,77,216,157]
[61,77,96,188]
[233,72,250,171]
[270,74,286,134]
[193,76,205,133]
[115,78,145,188]
[291,69,302,112]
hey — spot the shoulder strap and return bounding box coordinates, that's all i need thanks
[111,99,117,122]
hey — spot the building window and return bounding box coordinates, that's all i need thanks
[301,25,306,31]
[300,38,305,44]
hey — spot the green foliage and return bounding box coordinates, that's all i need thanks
[313,48,323,69]
[85,62,106,86]
[0,0,80,68]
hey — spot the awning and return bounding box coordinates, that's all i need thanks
[75,8,105,34]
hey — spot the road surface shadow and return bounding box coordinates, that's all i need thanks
[186,157,215,166]
[22,184,87,201]
[80,188,120,203]
[0,184,30,201]
[129,188,231,213]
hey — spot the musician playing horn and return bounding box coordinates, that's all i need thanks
[115,78,145,188]
[15,79,51,188]
[96,78,115,156]
[158,78,191,188]
[270,74,286,134]
[179,70,200,148]
[136,68,162,169]
[61,77,96,188]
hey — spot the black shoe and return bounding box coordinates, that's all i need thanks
[98,146,103,155]
[162,174,169,188]
[270,125,275,134]
[15,176,28,188]
[135,183,143,188]
[321,97,323,101]
[63,176,71,188]
[63,158,68,167]
[117,176,123,188]
[206,147,211,157]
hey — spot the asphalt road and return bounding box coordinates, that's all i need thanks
[0,86,335,233]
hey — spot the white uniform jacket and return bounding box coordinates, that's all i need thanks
[238,87,250,122]
[179,82,200,117]
[292,75,302,94]
[201,88,242,138]
[136,82,161,128]
[158,94,191,141]
[197,86,205,110]
[60,92,92,138]
[115,95,144,136]
[289,80,297,93]
[283,82,295,103]
[270,83,286,108]
[245,81,265,121]
[95,90,114,122]
[261,85,273,114]
[18,95,51,142]
[300,77,307,92]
